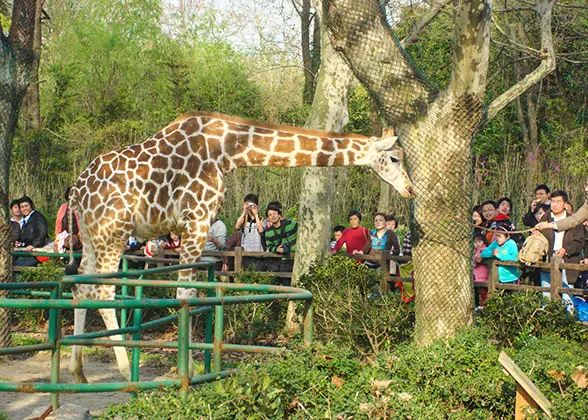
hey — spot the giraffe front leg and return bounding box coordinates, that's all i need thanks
[176,224,209,377]
[176,227,208,299]
[69,308,89,383]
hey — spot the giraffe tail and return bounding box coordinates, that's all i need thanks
[65,186,79,276]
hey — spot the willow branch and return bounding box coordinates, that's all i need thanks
[487,0,557,121]
[401,0,452,49]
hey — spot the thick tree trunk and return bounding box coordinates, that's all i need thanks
[323,0,489,346]
[21,0,42,134]
[288,0,354,331]
[0,0,37,348]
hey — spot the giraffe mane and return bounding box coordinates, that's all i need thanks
[170,112,373,141]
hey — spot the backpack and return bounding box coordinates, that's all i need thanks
[517,234,549,265]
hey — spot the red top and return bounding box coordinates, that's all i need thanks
[55,203,82,238]
[332,226,370,254]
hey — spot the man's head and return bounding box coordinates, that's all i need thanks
[535,184,550,203]
[243,193,259,205]
[496,197,512,216]
[550,190,568,216]
[360,128,415,199]
[481,200,498,222]
[347,210,362,228]
[266,202,282,226]
[18,196,35,217]
[333,225,345,241]
[564,201,573,214]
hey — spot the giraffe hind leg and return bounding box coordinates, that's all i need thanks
[69,238,96,383]
[69,308,89,383]
[95,239,131,381]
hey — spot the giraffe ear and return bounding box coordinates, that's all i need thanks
[382,127,395,137]
[374,136,398,151]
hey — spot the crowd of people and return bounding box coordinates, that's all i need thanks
[10,183,588,312]
[471,184,588,311]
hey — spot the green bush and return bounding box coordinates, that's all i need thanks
[12,261,65,329]
[477,291,587,348]
[299,255,414,354]
[223,269,287,344]
[99,331,587,419]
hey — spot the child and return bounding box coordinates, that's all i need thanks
[330,225,346,252]
[472,234,489,306]
[480,226,520,284]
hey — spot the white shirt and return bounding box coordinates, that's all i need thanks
[552,212,566,251]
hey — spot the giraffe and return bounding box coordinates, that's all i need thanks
[67,112,415,383]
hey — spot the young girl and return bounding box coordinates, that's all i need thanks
[471,234,489,306]
[481,226,520,283]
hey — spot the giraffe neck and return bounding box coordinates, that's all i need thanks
[188,113,372,170]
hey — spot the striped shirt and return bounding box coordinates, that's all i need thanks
[265,219,298,254]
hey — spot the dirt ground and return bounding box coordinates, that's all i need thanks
[0,350,174,420]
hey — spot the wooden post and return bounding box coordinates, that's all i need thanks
[379,252,390,292]
[488,260,498,295]
[498,351,552,419]
[550,256,562,301]
[234,246,242,273]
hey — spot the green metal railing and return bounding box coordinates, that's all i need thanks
[1,252,313,409]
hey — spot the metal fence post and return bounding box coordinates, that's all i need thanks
[204,265,213,374]
[120,257,129,335]
[177,304,190,397]
[213,286,224,373]
[130,284,143,396]
[48,280,62,410]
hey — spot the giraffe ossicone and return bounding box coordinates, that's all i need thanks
[67,112,415,382]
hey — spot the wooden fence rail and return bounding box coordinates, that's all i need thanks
[12,248,588,303]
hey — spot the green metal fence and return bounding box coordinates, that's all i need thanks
[0,252,313,409]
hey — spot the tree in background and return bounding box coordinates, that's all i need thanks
[322,0,558,345]
[0,0,37,348]
[289,0,355,329]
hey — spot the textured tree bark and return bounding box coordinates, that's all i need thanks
[0,0,37,348]
[20,0,43,135]
[323,0,556,346]
[288,0,354,331]
[322,0,484,346]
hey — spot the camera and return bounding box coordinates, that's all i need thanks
[282,244,291,254]
[248,202,255,208]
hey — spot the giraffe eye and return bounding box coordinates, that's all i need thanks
[390,156,399,163]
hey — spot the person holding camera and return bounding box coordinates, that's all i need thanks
[264,201,297,282]
[234,193,265,271]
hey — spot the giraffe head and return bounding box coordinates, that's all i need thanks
[366,128,415,198]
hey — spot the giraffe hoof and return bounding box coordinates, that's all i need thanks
[73,374,89,384]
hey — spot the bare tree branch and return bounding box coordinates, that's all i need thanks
[400,0,452,49]
[487,0,557,121]
[491,16,542,55]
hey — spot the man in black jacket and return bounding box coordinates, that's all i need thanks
[15,196,49,267]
